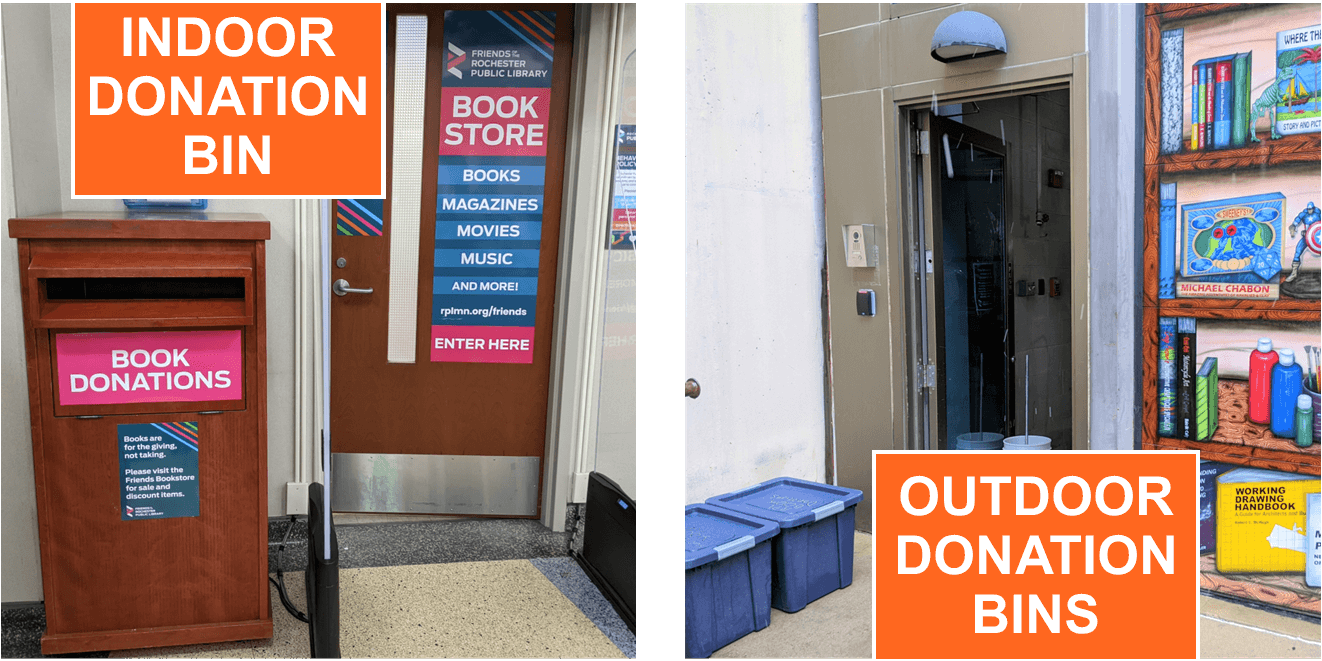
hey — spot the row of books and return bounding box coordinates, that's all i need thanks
[1190,52,1253,151]
[1157,317,1220,440]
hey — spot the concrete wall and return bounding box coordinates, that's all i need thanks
[685,4,828,503]
[1,4,301,602]
[1085,3,1143,451]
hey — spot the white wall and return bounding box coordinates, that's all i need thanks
[684,4,828,503]
[2,4,301,602]
[1,3,61,605]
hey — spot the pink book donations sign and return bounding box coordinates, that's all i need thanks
[56,330,243,406]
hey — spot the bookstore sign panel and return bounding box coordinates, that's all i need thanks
[431,9,557,364]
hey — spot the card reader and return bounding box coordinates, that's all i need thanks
[857,289,876,316]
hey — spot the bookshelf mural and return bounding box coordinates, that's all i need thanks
[1157,5,1321,300]
[1143,4,1320,616]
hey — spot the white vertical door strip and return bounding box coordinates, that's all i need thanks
[386,15,428,363]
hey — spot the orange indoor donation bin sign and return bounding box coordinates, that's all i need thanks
[72,3,384,197]
[873,451,1199,659]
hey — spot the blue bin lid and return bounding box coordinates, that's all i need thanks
[685,504,779,570]
[706,477,863,529]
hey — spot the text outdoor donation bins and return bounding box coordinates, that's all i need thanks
[8,213,272,655]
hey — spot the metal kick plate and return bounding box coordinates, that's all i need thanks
[331,453,539,515]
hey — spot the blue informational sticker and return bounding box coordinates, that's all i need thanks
[335,198,385,236]
[118,422,200,520]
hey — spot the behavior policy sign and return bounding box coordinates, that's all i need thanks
[431,9,557,364]
[873,451,1199,659]
[610,124,637,249]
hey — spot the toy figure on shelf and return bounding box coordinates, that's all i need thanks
[1285,201,1321,282]
[1251,65,1297,142]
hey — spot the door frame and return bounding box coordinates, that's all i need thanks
[543,3,633,530]
[890,57,1091,451]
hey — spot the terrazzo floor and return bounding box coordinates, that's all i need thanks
[2,517,634,659]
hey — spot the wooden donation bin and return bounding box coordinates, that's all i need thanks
[8,213,272,654]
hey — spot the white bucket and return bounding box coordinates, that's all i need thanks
[1002,434,1052,451]
[953,432,1004,450]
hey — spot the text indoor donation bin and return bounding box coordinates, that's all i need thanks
[8,213,272,655]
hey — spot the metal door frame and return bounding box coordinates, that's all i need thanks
[885,62,1090,456]
[898,113,930,450]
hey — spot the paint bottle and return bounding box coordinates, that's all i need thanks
[1270,349,1303,438]
[1248,338,1277,424]
[1295,395,1314,448]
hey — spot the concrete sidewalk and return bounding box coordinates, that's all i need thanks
[712,532,872,659]
[710,531,1321,659]
[1200,595,1320,659]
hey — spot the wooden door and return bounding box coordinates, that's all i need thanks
[329,5,573,517]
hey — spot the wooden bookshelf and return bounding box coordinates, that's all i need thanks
[1200,554,1320,616]
[1146,382,1320,475]
[1159,133,1321,171]
[1153,298,1320,314]
[1165,377,1320,452]
[1141,3,1321,616]
[1147,4,1255,20]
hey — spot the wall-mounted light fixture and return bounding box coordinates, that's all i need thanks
[930,11,1007,63]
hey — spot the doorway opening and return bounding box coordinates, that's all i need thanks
[908,89,1075,451]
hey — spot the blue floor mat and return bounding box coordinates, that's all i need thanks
[530,557,635,658]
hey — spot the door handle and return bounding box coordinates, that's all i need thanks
[685,378,701,399]
[333,279,374,296]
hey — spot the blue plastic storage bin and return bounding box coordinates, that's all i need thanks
[685,504,779,658]
[707,477,863,613]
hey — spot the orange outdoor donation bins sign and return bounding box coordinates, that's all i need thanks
[873,451,1199,659]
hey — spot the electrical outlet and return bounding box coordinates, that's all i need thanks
[286,482,309,515]
[1047,169,1065,188]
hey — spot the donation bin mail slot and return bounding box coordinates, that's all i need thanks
[8,212,272,655]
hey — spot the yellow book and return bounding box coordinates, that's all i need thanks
[1215,468,1321,573]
